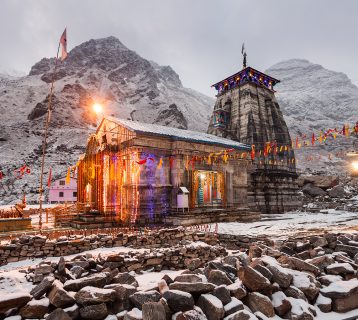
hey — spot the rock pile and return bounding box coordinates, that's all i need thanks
[1,232,358,319]
[0,228,218,266]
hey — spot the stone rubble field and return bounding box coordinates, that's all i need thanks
[0,230,358,319]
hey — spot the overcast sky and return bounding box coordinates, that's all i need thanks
[1,0,357,96]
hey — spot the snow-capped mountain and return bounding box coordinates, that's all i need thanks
[267,59,358,174]
[0,36,214,204]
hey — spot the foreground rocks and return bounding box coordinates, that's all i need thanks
[1,231,358,319]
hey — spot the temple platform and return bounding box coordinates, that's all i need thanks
[0,218,32,232]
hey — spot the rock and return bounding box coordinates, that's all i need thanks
[130,290,161,309]
[19,297,49,319]
[58,256,66,275]
[142,302,167,320]
[124,307,142,320]
[271,291,291,316]
[113,273,139,287]
[226,280,247,299]
[64,304,80,319]
[265,264,292,289]
[308,255,335,270]
[298,175,339,189]
[253,265,273,281]
[309,236,328,248]
[163,289,194,313]
[320,279,358,312]
[197,294,224,320]
[238,266,270,292]
[105,283,137,301]
[158,279,169,294]
[335,244,358,257]
[278,256,320,276]
[174,274,203,283]
[317,274,342,286]
[326,263,355,275]
[75,286,116,306]
[302,183,326,197]
[223,297,244,316]
[169,282,215,295]
[284,286,307,301]
[212,285,231,305]
[245,292,275,318]
[0,292,31,314]
[208,269,232,286]
[328,186,345,198]
[63,273,107,291]
[286,297,315,320]
[48,280,75,309]
[162,274,174,285]
[80,303,108,319]
[180,306,207,319]
[315,293,331,313]
[224,309,258,320]
[292,272,319,302]
[30,276,54,299]
[47,308,72,320]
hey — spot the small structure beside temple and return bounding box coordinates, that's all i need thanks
[76,117,259,226]
[208,62,301,213]
[48,177,77,204]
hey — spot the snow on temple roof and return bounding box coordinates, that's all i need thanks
[105,117,251,150]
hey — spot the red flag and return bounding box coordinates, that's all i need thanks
[311,133,315,146]
[47,168,52,187]
[60,28,68,61]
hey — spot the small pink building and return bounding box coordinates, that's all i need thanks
[48,177,77,204]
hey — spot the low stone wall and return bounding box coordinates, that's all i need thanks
[0,218,32,232]
[0,228,219,266]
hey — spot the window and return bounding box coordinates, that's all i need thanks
[59,180,65,186]
[73,192,77,197]
[59,192,64,198]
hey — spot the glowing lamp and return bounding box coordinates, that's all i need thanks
[93,103,103,115]
[352,161,358,172]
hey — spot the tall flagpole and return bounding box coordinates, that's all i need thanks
[38,41,61,231]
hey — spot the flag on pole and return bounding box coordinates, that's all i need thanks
[47,168,52,187]
[66,167,71,185]
[241,43,245,54]
[60,28,68,61]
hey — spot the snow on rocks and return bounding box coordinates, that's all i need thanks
[1,231,358,319]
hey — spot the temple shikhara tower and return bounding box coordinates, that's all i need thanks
[207,50,301,214]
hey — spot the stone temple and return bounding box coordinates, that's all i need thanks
[207,64,301,214]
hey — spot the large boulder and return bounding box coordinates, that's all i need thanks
[212,285,231,305]
[47,308,72,320]
[223,297,244,317]
[19,297,49,319]
[286,297,315,320]
[130,290,161,309]
[197,294,225,320]
[298,175,339,189]
[74,286,116,306]
[142,302,167,320]
[302,183,326,197]
[63,273,107,291]
[80,303,108,320]
[328,186,345,198]
[292,272,319,302]
[0,292,31,314]
[169,282,215,295]
[315,293,332,313]
[245,292,275,318]
[163,289,194,313]
[271,291,291,316]
[278,256,320,276]
[224,309,258,320]
[326,263,355,276]
[265,264,293,289]
[208,270,233,286]
[238,266,270,292]
[30,276,55,299]
[226,280,247,299]
[48,280,75,309]
[320,279,358,312]
[112,273,139,287]
[174,274,204,283]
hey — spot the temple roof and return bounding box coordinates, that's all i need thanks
[103,117,251,151]
[212,66,280,93]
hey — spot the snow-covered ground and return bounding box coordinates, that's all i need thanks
[213,210,358,239]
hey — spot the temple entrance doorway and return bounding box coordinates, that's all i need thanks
[194,170,224,206]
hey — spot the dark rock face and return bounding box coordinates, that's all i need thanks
[302,183,327,197]
[0,293,31,314]
[79,302,108,319]
[154,104,188,129]
[130,290,161,309]
[197,294,224,320]
[163,289,195,313]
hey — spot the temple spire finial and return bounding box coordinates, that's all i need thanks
[241,43,247,69]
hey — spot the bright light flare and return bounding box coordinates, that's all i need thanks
[93,103,103,115]
[352,161,358,172]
